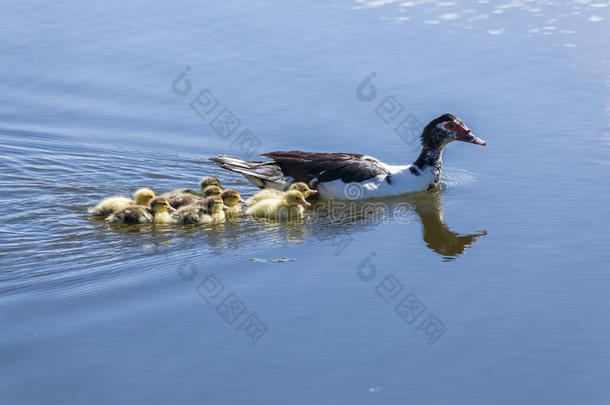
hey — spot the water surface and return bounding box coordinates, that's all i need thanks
[1,0,609,404]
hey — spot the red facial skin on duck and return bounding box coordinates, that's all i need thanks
[444,121,486,146]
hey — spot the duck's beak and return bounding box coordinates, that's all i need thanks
[307,189,318,195]
[299,200,311,207]
[223,205,229,211]
[456,124,486,146]
[168,205,176,212]
[239,198,247,205]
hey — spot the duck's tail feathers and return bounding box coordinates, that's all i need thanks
[210,155,287,189]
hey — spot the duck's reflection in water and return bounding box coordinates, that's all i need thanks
[302,188,486,260]
[408,189,487,259]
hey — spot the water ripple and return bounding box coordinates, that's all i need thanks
[0,129,481,296]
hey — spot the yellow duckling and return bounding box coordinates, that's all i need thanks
[201,196,227,224]
[246,182,317,206]
[91,188,155,217]
[221,189,247,217]
[106,197,175,224]
[172,196,227,225]
[246,190,310,220]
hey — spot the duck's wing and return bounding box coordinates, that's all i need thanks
[261,151,390,187]
[211,151,390,189]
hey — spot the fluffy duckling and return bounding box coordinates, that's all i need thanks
[200,176,222,190]
[221,189,247,217]
[246,190,311,220]
[200,196,228,224]
[164,184,222,209]
[200,196,227,224]
[202,185,222,198]
[246,182,317,206]
[172,196,227,225]
[106,197,175,224]
[171,201,206,225]
[160,177,222,209]
[162,190,201,210]
[181,176,223,196]
[91,188,155,217]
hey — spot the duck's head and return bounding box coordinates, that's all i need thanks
[134,188,155,205]
[284,190,311,207]
[150,197,175,214]
[200,176,221,191]
[202,185,222,198]
[221,189,246,207]
[288,182,317,198]
[422,114,486,149]
[204,196,227,214]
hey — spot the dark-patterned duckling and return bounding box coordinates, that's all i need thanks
[161,190,201,210]
[202,185,222,198]
[199,176,222,190]
[161,177,222,209]
[246,182,317,206]
[171,200,207,225]
[91,188,155,217]
[172,195,228,225]
[106,197,175,224]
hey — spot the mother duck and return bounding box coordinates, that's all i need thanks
[211,114,485,200]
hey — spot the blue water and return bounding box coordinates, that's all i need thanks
[1,0,610,403]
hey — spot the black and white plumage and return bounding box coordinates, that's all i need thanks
[211,114,485,200]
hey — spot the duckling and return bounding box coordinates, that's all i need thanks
[200,196,227,224]
[173,176,223,196]
[246,190,311,220]
[161,190,201,209]
[221,189,247,217]
[199,176,222,190]
[91,188,155,217]
[160,177,222,209]
[246,182,317,206]
[172,196,227,224]
[106,197,175,224]
[202,185,222,198]
[171,201,207,225]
